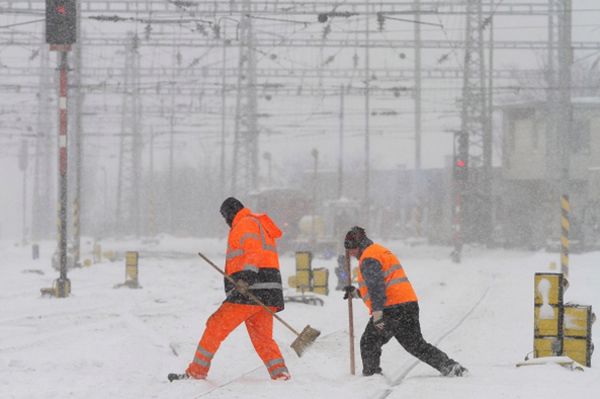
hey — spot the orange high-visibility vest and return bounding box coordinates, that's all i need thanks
[224,208,284,310]
[357,243,418,313]
[225,208,280,275]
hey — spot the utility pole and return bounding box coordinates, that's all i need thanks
[338,84,345,199]
[457,0,490,253]
[131,35,142,238]
[558,0,572,193]
[168,46,178,233]
[71,1,83,266]
[413,0,423,238]
[19,139,28,245]
[115,36,131,234]
[483,2,494,246]
[311,148,319,245]
[115,33,141,236]
[220,31,228,199]
[148,130,156,237]
[364,1,371,230]
[547,0,559,180]
[32,39,52,242]
[414,0,422,172]
[232,0,259,197]
[557,0,572,279]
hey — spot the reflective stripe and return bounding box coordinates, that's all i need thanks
[386,277,409,287]
[362,292,370,302]
[250,282,283,290]
[265,358,285,368]
[227,217,277,261]
[196,345,214,360]
[251,216,278,254]
[226,249,244,260]
[226,214,279,278]
[243,264,259,273]
[263,244,277,252]
[239,232,261,246]
[383,264,403,278]
[269,366,289,377]
[227,282,282,295]
[193,356,210,368]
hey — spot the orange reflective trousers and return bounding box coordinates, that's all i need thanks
[186,302,289,380]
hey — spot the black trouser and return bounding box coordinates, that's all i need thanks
[360,301,454,375]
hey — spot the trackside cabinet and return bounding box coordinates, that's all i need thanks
[534,273,565,358]
[312,268,329,296]
[563,304,595,367]
[533,273,595,367]
[294,251,312,292]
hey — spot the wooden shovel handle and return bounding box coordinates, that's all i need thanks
[197,252,301,337]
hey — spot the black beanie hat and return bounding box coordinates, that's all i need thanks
[344,226,366,249]
[220,197,244,226]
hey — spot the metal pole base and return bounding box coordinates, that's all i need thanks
[55,278,71,297]
[40,278,71,297]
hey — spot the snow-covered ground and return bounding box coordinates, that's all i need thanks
[1,237,598,399]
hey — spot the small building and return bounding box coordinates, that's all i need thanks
[500,98,600,250]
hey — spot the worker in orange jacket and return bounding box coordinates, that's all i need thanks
[186,197,290,381]
[343,226,467,377]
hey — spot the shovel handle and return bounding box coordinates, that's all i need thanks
[197,252,302,337]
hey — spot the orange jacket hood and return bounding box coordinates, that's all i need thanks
[232,208,282,240]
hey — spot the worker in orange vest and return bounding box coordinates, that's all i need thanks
[343,226,467,377]
[186,197,290,381]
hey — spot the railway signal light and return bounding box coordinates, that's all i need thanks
[454,157,468,181]
[45,0,76,45]
[453,131,469,181]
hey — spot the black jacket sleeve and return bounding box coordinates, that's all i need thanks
[360,257,387,311]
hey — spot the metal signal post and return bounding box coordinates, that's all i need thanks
[53,49,72,297]
[44,0,76,297]
[452,130,468,263]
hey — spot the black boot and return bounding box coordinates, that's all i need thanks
[441,361,468,377]
[362,366,383,377]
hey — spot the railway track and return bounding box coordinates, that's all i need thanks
[377,286,491,399]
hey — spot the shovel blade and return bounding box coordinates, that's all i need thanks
[290,325,321,357]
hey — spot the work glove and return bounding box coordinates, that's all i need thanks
[343,285,360,300]
[235,280,251,296]
[372,310,385,331]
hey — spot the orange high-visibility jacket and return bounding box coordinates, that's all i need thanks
[357,243,418,313]
[225,207,284,310]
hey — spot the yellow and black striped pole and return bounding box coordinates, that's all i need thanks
[560,194,570,279]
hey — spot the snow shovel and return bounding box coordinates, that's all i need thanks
[197,252,321,357]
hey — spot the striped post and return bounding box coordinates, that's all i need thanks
[58,51,68,279]
[54,49,71,297]
[560,194,570,280]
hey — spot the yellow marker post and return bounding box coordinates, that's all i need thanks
[560,195,570,280]
[125,251,140,288]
